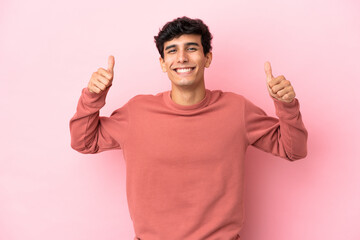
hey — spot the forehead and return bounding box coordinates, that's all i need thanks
[164,34,202,48]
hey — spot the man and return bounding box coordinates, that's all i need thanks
[70,17,308,240]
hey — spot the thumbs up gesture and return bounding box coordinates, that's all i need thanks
[88,55,115,94]
[264,61,295,103]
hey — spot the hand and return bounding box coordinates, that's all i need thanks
[264,61,295,103]
[88,55,115,94]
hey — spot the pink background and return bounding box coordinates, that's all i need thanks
[1,0,359,239]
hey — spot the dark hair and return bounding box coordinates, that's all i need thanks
[154,16,213,59]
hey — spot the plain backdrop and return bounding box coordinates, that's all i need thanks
[1,0,359,239]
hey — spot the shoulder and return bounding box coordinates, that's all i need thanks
[127,91,165,104]
[210,89,248,104]
[119,91,167,113]
[210,90,266,114]
[110,91,164,117]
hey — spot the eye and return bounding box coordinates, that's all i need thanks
[187,47,197,51]
[167,49,176,54]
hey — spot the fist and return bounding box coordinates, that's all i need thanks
[88,55,115,94]
[264,61,295,103]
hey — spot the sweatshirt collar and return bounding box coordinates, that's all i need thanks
[163,89,212,111]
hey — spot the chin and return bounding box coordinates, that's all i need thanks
[174,80,196,88]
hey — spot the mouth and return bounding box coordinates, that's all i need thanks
[173,67,196,73]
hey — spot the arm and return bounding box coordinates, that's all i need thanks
[244,61,308,161]
[244,97,308,161]
[69,56,129,154]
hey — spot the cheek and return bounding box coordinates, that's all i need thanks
[164,59,174,71]
[195,56,207,66]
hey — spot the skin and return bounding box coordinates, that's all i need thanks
[264,61,296,103]
[87,36,296,104]
[159,34,212,106]
[88,55,115,94]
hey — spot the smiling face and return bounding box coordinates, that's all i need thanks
[159,34,212,90]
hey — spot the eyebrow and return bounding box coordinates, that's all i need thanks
[164,42,200,51]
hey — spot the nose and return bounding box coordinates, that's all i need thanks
[176,49,188,63]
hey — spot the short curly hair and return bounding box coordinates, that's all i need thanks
[154,16,213,59]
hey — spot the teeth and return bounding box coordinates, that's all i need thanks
[176,68,192,73]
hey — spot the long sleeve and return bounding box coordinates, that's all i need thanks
[244,97,308,161]
[69,87,130,154]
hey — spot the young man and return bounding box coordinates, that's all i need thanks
[70,17,308,240]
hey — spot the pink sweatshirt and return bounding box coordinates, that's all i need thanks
[70,87,308,240]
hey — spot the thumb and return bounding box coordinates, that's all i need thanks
[108,55,115,73]
[264,61,273,83]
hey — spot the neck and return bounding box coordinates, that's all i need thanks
[170,82,206,106]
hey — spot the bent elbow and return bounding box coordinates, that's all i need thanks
[70,140,98,154]
[287,148,308,161]
[288,134,308,161]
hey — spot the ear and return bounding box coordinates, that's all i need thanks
[159,57,167,72]
[205,52,213,68]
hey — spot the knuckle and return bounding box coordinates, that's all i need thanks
[101,77,108,85]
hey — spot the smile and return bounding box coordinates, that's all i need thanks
[174,67,195,73]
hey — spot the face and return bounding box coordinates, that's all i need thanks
[159,34,212,89]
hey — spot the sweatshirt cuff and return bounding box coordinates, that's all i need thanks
[272,97,300,118]
[82,87,111,108]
